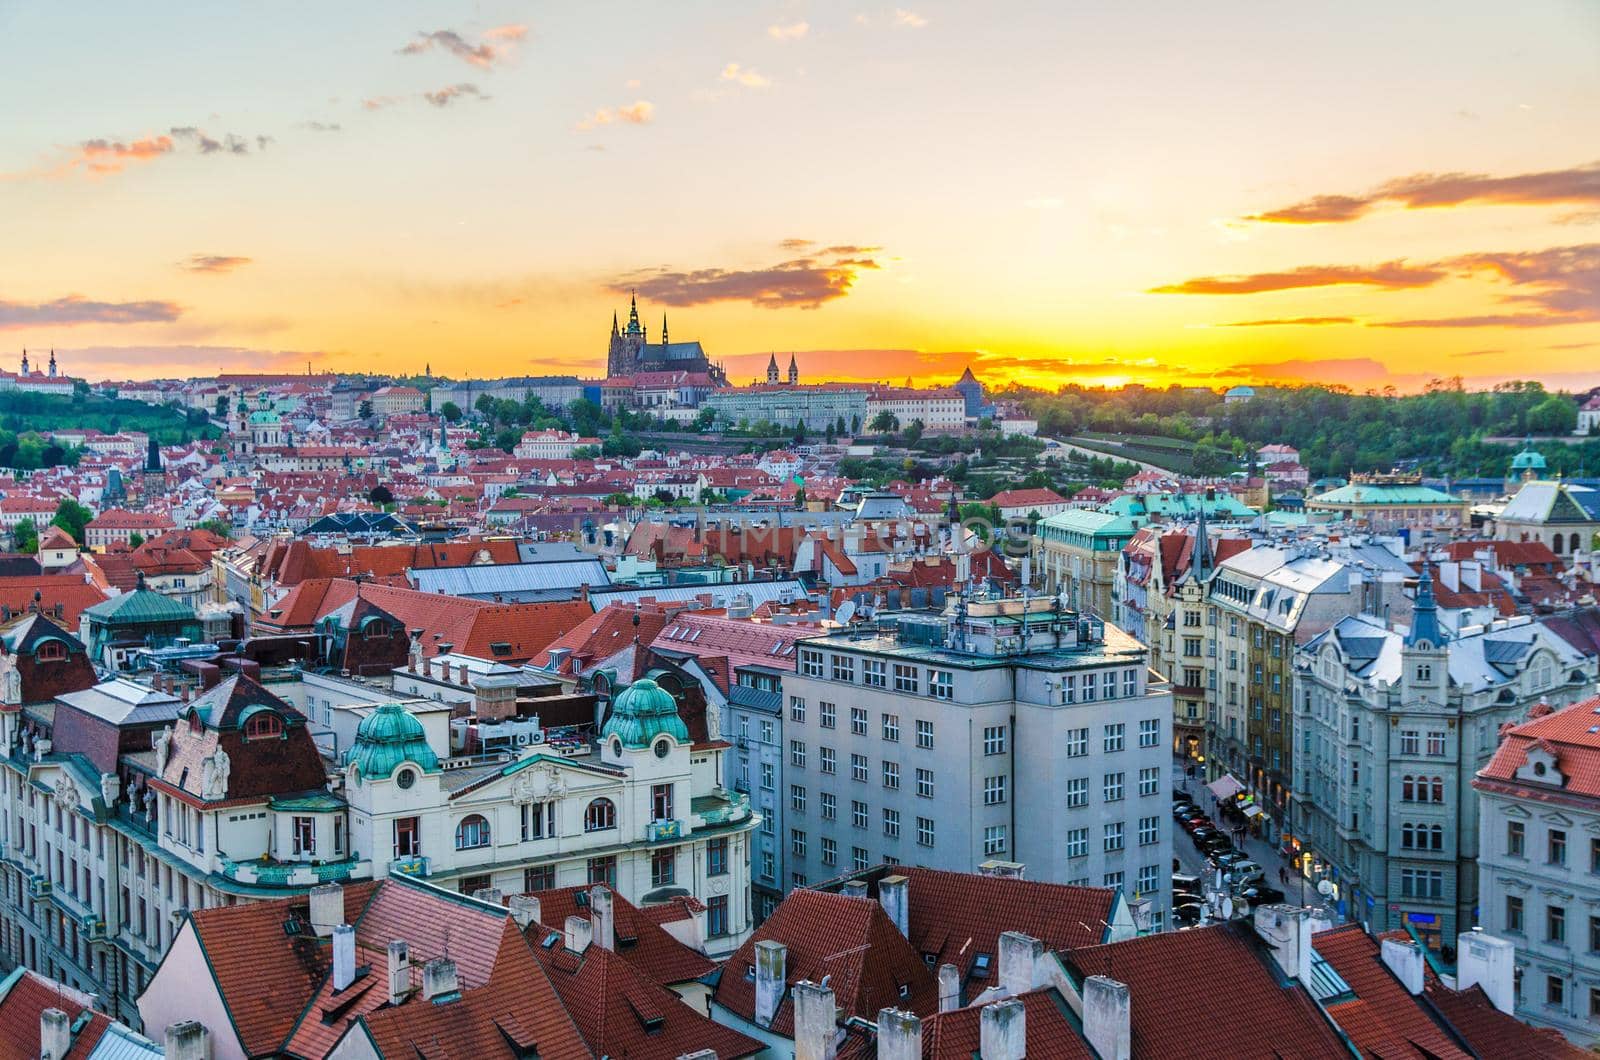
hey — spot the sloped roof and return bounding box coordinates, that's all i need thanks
[916,988,1095,1060]
[1423,982,1589,1059]
[1311,925,1470,1060]
[81,587,196,625]
[0,967,122,1060]
[714,889,938,1036]
[521,885,716,986]
[1477,694,1600,799]
[1060,921,1350,1059]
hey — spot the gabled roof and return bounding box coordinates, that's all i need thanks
[916,988,1095,1060]
[521,885,716,987]
[714,890,938,1036]
[528,928,761,1058]
[1310,925,1470,1059]
[1059,921,1350,1058]
[81,587,196,625]
[1423,982,1589,1059]
[1476,693,1600,799]
[0,967,128,1060]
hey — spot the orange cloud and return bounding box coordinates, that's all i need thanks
[180,255,252,274]
[0,294,182,329]
[577,100,654,130]
[74,135,175,175]
[1248,160,1600,223]
[612,247,881,309]
[398,26,527,69]
[1149,261,1443,294]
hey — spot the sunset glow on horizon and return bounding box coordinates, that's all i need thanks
[3,1,1597,392]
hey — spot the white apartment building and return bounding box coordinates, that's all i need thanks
[781,593,1172,929]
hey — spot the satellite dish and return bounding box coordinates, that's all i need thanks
[1220,896,1235,920]
[835,601,857,626]
[1316,880,1334,897]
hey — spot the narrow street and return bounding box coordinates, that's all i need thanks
[1168,761,1333,916]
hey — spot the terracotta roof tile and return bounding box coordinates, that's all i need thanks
[1424,983,1590,1059]
[1311,924,1470,1059]
[519,885,716,986]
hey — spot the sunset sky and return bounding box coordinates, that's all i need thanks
[3,1,1598,391]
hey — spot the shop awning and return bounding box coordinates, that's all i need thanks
[1207,774,1245,800]
[1243,803,1266,819]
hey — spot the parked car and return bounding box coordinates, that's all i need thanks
[1173,901,1204,923]
[1200,834,1234,856]
[1172,802,1198,820]
[1239,885,1286,905]
[1190,827,1221,849]
[1172,872,1201,897]
[1183,817,1215,836]
[1232,860,1265,883]
[1211,851,1247,871]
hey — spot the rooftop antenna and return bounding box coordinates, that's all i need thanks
[1019,586,1032,653]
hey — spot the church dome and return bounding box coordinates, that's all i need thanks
[601,678,689,750]
[1511,442,1546,472]
[347,703,440,780]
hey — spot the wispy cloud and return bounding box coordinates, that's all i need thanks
[779,238,815,251]
[893,9,929,27]
[721,63,772,88]
[1217,316,1356,327]
[298,120,342,133]
[611,246,882,309]
[1150,262,1444,294]
[423,83,487,108]
[576,100,654,131]
[5,125,274,180]
[1247,161,1600,224]
[0,295,183,330]
[180,255,252,275]
[768,20,809,40]
[69,135,175,175]
[1158,243,1600,329]
[398,25,528,69]
[362,96,401,111]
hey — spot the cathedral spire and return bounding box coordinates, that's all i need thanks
[766,353,780,385]
[661,313,668,346]
[787,353,798,384]
[612,310,619,336]
[626,291,642,336]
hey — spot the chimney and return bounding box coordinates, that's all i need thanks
[163,1021,212,1060]
[1083,976,1132,1060]
[997,931,1042,997]
[422,957,458,1001]
[1456,930,1515,1014]
[332,923,356,991]
[753,939,788,1028]
[1253,905,1313,982]
[309,882,342,937]
[937,963,961,1011]
[471,886,504,906]
[387,940,411,1005]
[1380,937,1425,995]
[840,880,869,899]
[875,1008,922,1060]
[979,998,1026,1060]
[564,914,593,955]
[508,895,541,930]
[40,1009,71,1060]
[877,874,909,936]
[589,885,615,951]
[793,980,839,1060]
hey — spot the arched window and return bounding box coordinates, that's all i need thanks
[35,640,65,662]
[245,713,283,740]
[1401,775,1415,801]
[455,814,491,849]
[1429,824,1444,850]
[1430,776,1444,804]
[1552,534,1563,555]
[1571,532,1581,555]
[585,798,616,832]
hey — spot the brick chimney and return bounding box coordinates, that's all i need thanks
[163,1021,212,1060]
[40,1009,71,1060]
[422,957,458,1000]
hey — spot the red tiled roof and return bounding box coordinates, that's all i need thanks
[0,576,107,626]
[892,866,1119,994]
[0,970,113,1060]
[988,487,1068,508]
[1423,982,1590,1059]
[531,604,675,677]
[529,933,761,1058]
[520,885,716,986]
[1476,694,1600,799]
[1060,922,1349,1059]
[1311,924,1470,1059]
[1440,539,1562,570]
[918,988,1095,1059]
[714,890,938,1036]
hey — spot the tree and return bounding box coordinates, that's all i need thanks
[794,485,808,509]
[493,426,522,452]
[693,407,718,432]
[358,399,373,420]
[439,401,462,423]
[215,395,230,416]
[196,517,233,538]
[793,420,808,445]
[870,410,900,435]
[824,423,837,444]
[903,419,925,446]
[572,445,601,459]
[128,531,145,549]
[12,518,37,554]
[1528,394,1577,435]
[50,498,92,543]
[369,484,395,506]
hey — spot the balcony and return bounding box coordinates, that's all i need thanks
[690,788,753,830]
[389,855,431,879]
[219,854,369,889]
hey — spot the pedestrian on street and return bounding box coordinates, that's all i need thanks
[1279,867,1288,885]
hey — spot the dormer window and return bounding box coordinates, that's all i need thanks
[245,713,284,740]
[35,640,65,663]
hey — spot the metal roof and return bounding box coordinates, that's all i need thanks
[58,679,184,726]
[409,559,611,602]
[587,578,809,612]
[87,1024,165,1060]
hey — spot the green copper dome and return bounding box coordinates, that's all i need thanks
[601,678,689,750]
[347,703,440,781]
[1511,441,1546,472]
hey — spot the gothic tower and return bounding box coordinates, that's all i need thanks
[766,354,780,385]
[787,354,798,385]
